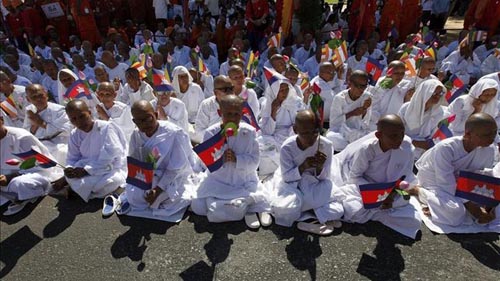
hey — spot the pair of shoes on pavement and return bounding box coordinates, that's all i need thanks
[102,194,130,217]
[245,212,273,229]
[3,198,38,216]
[297,220,343,236]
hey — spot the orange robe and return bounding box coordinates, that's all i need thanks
[379,0,402,41]
[349,0,377,41]
[69,0,101,46]
[464,0,500,39]
[398,0,422,42]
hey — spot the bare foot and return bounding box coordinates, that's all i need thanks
[422,206,431,217]
[51,177,68,191]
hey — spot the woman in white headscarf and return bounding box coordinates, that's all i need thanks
[171,66,205,124]
[399,79,447,159]
[57,68,78,105]
[258,76,305,175]
[448,78,499,136]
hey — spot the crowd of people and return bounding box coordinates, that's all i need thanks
[1,0,500,239]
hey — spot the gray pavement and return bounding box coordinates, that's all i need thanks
[1,195,499,281]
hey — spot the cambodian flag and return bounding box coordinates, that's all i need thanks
[456,171,500,207]
[126,157,154,190]
[445,75,467,104]
[241,102,260,131]
[263,66,284,86]
[64,80,93,100]
[366,57,384,83]
[359,177,405,209]
[151,68,166,87]
[13,149,57,168]
[193,130,226,173]
[431,115,456,142]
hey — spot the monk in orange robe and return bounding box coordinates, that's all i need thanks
[348,0,377,41]
[464,0,500,40]
[379,0,402,42]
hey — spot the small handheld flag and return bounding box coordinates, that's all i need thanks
[13,149,58,169]
[193,129,226,173]
[310,83,324,128]
[241,102,260,131]
[126,157,154,190]
[431,115,456,142]
[64,80,93,101]
[267,32,282,49]
[131,61,148,79]
[263,67,282,86]
[456,171,500,207]
[445,75,467,104]
[366,57,384,83]
[359,177,405,209]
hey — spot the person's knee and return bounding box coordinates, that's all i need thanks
[190,198,208,216]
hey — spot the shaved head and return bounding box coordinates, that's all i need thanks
[377,114,404,132]
[97,81,115,92]
[465,113,497,133]
[214,75,233,89]
[66,100,90,113]
[131,100,155,114]
[219,94,243,109]
[295,110,316,127]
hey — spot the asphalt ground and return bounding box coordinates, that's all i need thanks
[0,194,499,281]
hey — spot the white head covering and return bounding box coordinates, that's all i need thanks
[404,79,445,131]
[171,66,193,94]
[57,68,78,105]
[261,77,300,118]
[464,78,499,118]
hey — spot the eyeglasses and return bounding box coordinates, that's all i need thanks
[353,82,368,89]
[132,115,154,124]
[156,91,172,96]
[215,86,234,93]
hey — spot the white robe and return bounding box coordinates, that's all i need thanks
[326,89,373,151]
[66,120,128,202]
[416,136,500,231]
[119,81,155,106]
[150,98,189,133]
[332,134,421,238]
[1,85,28,128]
[23,102,71,165]
[370,77,412,124]
[266,136,345,227]
[175,83,205,124]
[194,96,221,144]
[191,122,268,222]
[98,101,135,141]
[0,127,63,205]
[440,50,481,85]
[121,121,193,221]
[481,53,500,76]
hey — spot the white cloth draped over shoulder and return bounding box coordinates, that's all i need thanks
[448,78,500,136]
[65,120,128,202]
[415,136,500,231]
[0,126,63,205]
[331,134,421,238]
[171,66,205,123]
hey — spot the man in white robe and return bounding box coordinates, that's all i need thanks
[267,110,344,234]
[118,68,155,106]
[370,61,412,128]
[414,113,500,231]
[404,56,439,91]
[228,66,260,118]
[0,115,63,215]
[52,100,127,202]
[194,76,234,143]
[117,101,193,222]
[332,115,421,239]
[150,84,189,133]
[191,95,268,228]
[95,82,135,141]
[440,41,481,85]
[23,84,71,165]
[480,52,500,76]
[326,71,373,151]
[0,71,29,127]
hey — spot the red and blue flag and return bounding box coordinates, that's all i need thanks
[366,57,384,83]
[431,115,456,143]
[126,157,154,190]
[13,149,57,168]
[241,102,260,131]
[456,171,500,207]
[193,130,226,173]
[263,67,282,86]
[445,75,467,104]
[359,177,405,209]
[64,80,93,100]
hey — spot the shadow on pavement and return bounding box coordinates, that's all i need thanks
[179,213,247,281]
[0,198,43,224]
[447,232,500,271]
[269,223,341,281]
[344,221,418,281]
[0,226,42,279]
[111,215,175,272]
[42,196,101,238]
